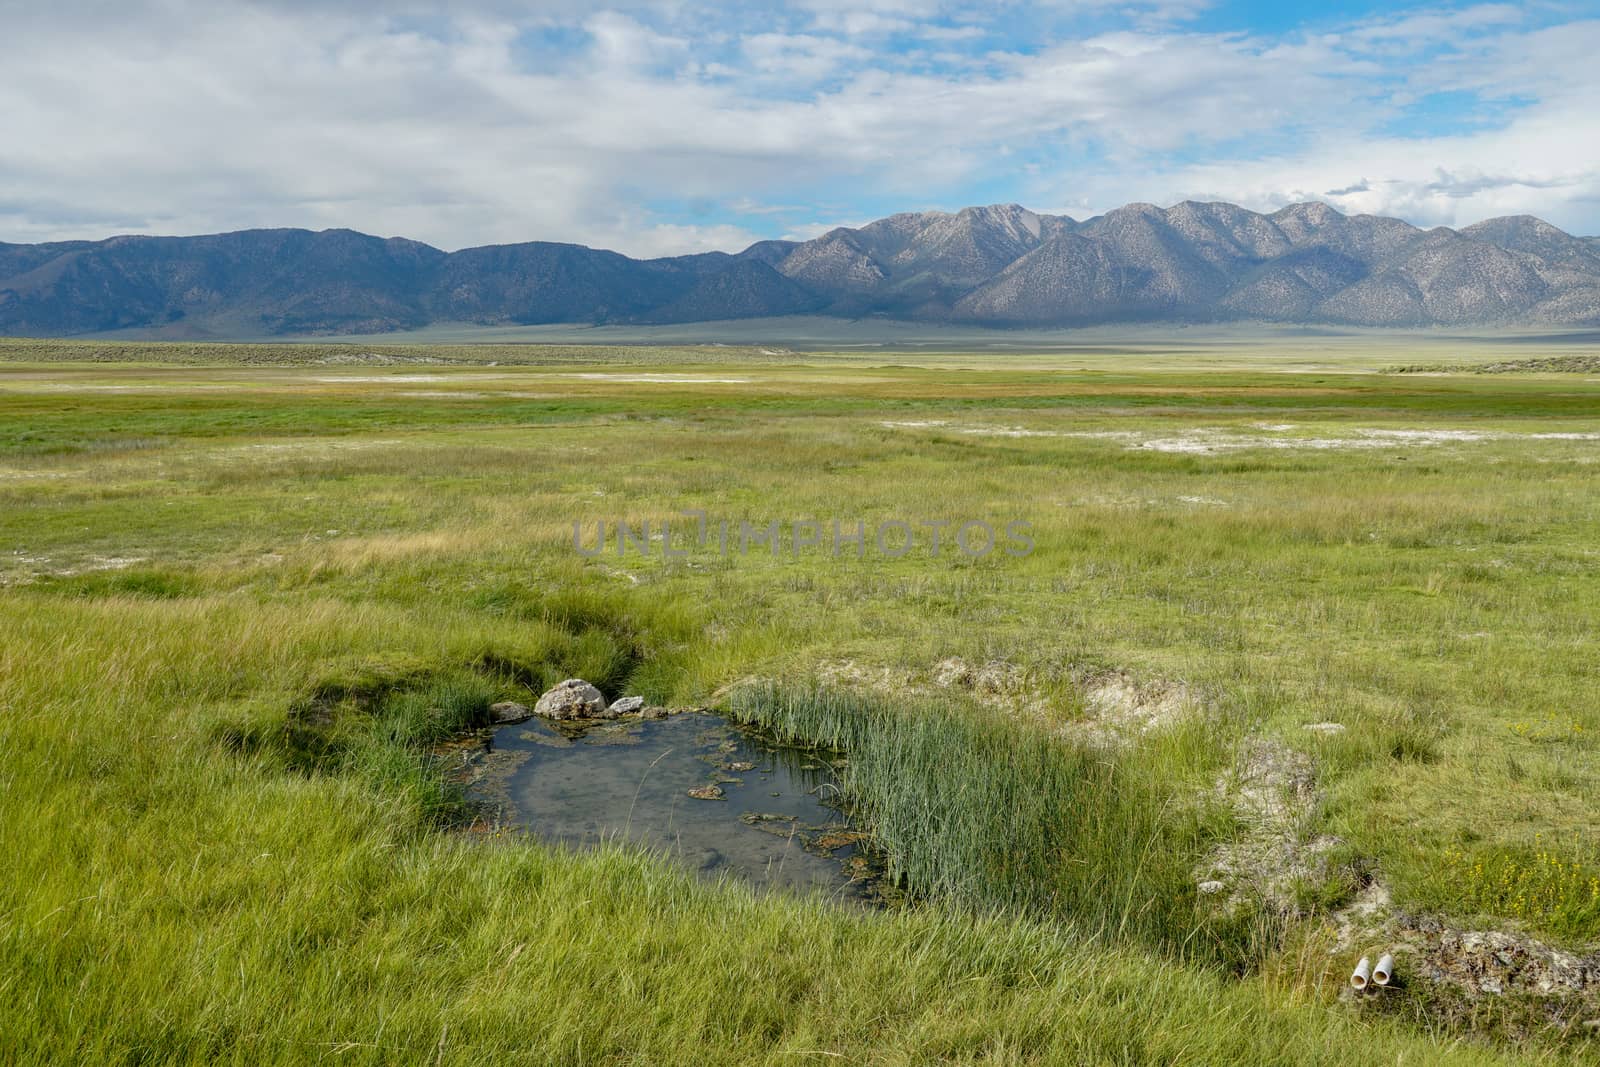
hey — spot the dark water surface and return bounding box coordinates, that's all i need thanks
[468,712,876,902]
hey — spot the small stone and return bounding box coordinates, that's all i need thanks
[1303,722,1347,735]
[608,695,645,716]
[1197,880,1226,895]
[687,784,724,801]
[532,679,608,720]
[639,705,668,720]
[490,701,531,724]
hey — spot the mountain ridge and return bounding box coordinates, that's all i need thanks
[4,201,1599,336]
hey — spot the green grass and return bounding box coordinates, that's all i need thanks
[1419,845,1600,935]
[0,335,795,365]
[0,594,1524,1066]
[3,338,1599,1062]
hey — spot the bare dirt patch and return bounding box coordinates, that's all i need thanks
[1325,880,1600,1031]
[1197,739,1342,918]
[1074,668,1195,739]
[811,657,1198,747]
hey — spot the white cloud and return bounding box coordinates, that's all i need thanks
[740,33,870,80]
[0,0,1597,259]
[1345,3,1524,48]
[1035,18,1600,232]
[621,221,768,258]
[582,11,689,73]
[917,24,988,41]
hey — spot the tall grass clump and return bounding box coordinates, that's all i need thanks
[728,681,1231,963]
[337,674,495,821]
[223,668,500,827]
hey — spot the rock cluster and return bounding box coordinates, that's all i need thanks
[501,680,669,722]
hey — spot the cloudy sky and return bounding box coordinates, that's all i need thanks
[3,0,1598,256]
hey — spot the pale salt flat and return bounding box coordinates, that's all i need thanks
[567,374,751,384]
[1135,428,1600,453]
[877,421,1600,453]
[312,374,509,383]
[1065,493,1230,509]
[0,470,70,482]
[1522,432,1600,440]
[956,427,1060,438]
[192,439,407,461]
[3,554,149,579]
[0,383,235,393]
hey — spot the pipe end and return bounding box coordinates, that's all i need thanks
[1373,953,1394,986]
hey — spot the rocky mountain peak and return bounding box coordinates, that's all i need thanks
[4,200,1597,336]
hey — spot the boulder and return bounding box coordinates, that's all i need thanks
[608,695,645,717]
[490,701,531,724]
[532,679,608,720]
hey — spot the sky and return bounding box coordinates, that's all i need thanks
[2,0,1599,257]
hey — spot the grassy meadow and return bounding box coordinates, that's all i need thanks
[1,336,1598,1063]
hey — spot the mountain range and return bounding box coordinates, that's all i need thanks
[4,201,1600,337]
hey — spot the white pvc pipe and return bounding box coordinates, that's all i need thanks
[1350,956,1372,990]
[1372,954,1394,986]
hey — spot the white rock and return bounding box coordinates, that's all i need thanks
[532,679,608,720]
[608,695,645,716]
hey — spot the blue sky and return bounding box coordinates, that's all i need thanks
[3,0,1599,255]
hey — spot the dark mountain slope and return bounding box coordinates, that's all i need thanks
[424,241,678,325]
[4,201,1599,336]
[643,259,827,323]
[0,229,443,335]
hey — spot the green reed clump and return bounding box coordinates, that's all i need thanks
[729,681,1232,962]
